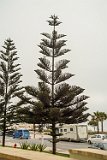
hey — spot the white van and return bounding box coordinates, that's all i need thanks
[58,124,88,142]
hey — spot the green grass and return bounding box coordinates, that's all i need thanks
[44,150,70,158]
[56,152,70,158]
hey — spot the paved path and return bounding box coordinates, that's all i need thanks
[0,147,77,160]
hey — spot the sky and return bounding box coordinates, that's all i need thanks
[0,0,107,129]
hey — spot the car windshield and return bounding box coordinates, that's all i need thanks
[18,130,22,133]
[103,143,107,149]
[104,135,107,139]
[24,130,29,134]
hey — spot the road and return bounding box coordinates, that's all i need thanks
[0,135,90,152]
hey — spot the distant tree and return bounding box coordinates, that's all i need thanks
[99,112,107,132]
[96,112,107,133]
[90,111,107,133]
[0,39,24,146]
[93,111,101,133]
[88,116,98,132]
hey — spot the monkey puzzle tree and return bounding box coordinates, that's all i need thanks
[22,15,89,154]
[0,39,23,146]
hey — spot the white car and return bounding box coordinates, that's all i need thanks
[88,141,107,150]
[87,134,107,144]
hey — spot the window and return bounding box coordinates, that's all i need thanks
[64,129,67,132]
[97,135,101,138]
[60,129,63,132]
[70,128,73,131]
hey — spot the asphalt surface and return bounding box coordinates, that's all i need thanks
[0,135,90,152]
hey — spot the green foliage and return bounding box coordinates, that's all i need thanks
[89,111,107,133]
[20,142,46,152]
[38,144,47,152]
[17,15,89,154]
[35,15,89,124]
[0,38,24,146]
[38,124,43,133]
[20,142,29,150]
[29,143,38,151]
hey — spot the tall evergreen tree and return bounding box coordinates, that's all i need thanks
[0,38,23,146]
[22,15,89,154]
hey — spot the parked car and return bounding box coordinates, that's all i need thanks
[87,134,107,144]
[13,129,30,139]
[88,140,107,150]
[98,141,107,150]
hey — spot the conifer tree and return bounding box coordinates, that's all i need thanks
[0,39,23,146]
[22,15,89,154]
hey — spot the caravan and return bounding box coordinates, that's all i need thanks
[58,124,88,142]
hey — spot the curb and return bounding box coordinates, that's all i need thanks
[69,149,107,160]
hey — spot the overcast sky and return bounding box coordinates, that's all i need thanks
[0,0,107,128]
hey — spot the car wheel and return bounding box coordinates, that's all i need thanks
[88,140,92,144]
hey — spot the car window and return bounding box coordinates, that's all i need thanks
[104,135,107,139]
[103,143,107,150]
[96,135,101,138]
[91,135,96,138]
[102,136,106,139]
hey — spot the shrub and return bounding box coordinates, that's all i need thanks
[29,143,38,151]
[38,144,47,152]
[20,141,29,150]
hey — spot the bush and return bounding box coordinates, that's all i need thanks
[29,143,38,151]
[20,142,29,150]
[38,144,47,152]
[20,142,46,152]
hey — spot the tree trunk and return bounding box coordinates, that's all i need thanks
[94,126,95,132]
[97,121,99,133]
[51,21,56,154]
[101,120,103,133]
[2,117,6,146]
[2,103,6,146]
[2,82,8,147]
[33,123,36,138]
[52,123,56,154]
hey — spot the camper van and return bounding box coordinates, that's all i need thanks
[58,124,88,142]
[13,129,30,139]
